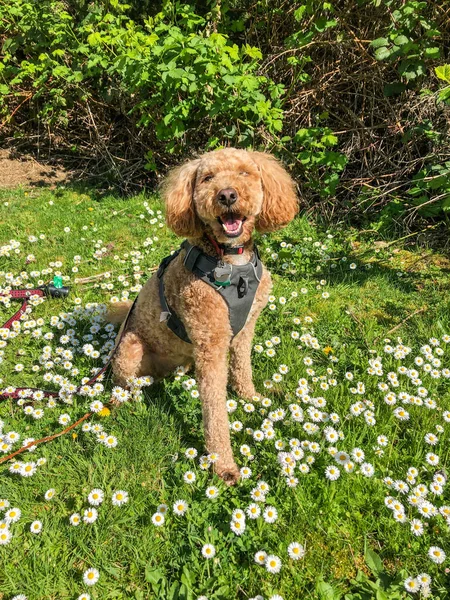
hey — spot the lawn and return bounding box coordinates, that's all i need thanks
[0,185,449,600]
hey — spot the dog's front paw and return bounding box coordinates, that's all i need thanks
[215,460,241,486]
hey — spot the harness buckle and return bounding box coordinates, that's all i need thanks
[160,311,171,323]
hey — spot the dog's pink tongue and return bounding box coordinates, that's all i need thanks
[222,215,242,233]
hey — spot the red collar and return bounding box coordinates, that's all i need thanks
[206,235,244,257]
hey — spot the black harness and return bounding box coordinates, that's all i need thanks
[157,240,263,344]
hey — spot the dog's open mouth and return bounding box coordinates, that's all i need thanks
[217,214,246,238]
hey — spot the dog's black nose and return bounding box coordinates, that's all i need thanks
[217,188,238,207]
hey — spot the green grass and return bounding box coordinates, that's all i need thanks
[0,185,449,600]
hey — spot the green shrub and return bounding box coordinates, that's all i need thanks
[0,0,449,228]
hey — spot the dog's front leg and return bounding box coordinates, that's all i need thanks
[229,324,259,400]
[229,270,272,400]
[193,340,240,485]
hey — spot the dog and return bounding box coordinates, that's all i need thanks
[106,148,298,484]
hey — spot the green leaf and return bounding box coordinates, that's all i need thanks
[317,579,342,600]
[365,548,383,577]
[374,47,391,60]
[145,566,164,585]
[181,565,195,590]
[294,5,307,21]
[321,133,338,146]
[435,64,450,83]
[244,45,262,60]
[393,35,409,46]
[424,47,440,59]
[438,86,450,102]
[87,32,102,46]
[370,37,388,48]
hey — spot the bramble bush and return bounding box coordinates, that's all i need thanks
[0,0,449,228]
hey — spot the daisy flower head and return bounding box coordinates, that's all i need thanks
[83,508,98,524]
[287,541,305,560]
[112,490,129,506]
[5,507,21,524]
[254,550,267,565]
[410,519,424,536]
[185,447,198,459]
[70,513,81,526]
[83,567,100,586]
[257,481,270,494]
[205,486,219,500]
[88,489,104,506]
[335,451,350,465]
[44,489,56,501]
[246,503,261,519]
[265,554,282,574]
[325,466,340,481]
[201,544,216,559]
[173,500,188,515]
[404,577,420,594]
[263,506,278,524]
[103,435,118,448]
[232,508,246,523]
[58,413,71,425]
[428,546,446,564]
[20,462,37,477]
[425,453,439,466]
[0,529,12,545]
[417,573,432,588]
[30,520,43,534]
[78,595,91,600]
[183,471,196,484]
[347,448,366,463]
[240,466,252,479]
[360,462,375,477]
[151,512,165,526]
[230,519,246,535]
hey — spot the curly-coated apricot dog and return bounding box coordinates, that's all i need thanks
[107,148,298,484]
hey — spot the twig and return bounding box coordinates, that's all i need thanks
[0,410,95,464]
[373,307,428,345]
[0,93,32,130]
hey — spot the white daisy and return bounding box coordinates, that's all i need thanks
[83,567,100,586]
[30,520,43,534]
[287,542,305,560]
[201,544,216,559]
[265,554,282,574]
[88,489,104,506]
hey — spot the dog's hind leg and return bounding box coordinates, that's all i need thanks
[111,331,148,389]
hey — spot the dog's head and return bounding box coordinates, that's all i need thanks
[162,148,298,244]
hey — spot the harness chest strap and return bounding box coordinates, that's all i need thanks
[157,240,263,344]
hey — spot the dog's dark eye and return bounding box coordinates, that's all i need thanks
[203,174,214,183]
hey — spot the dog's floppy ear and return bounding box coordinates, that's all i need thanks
[250,151,299,233]
[162,158,203,238]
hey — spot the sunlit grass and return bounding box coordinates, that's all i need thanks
[0,185,449,600]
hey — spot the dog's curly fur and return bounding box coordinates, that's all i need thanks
[106,148,298,484]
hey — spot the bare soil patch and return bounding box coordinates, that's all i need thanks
[0,149,69,188]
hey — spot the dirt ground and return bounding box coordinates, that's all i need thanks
[0,149,69,188]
